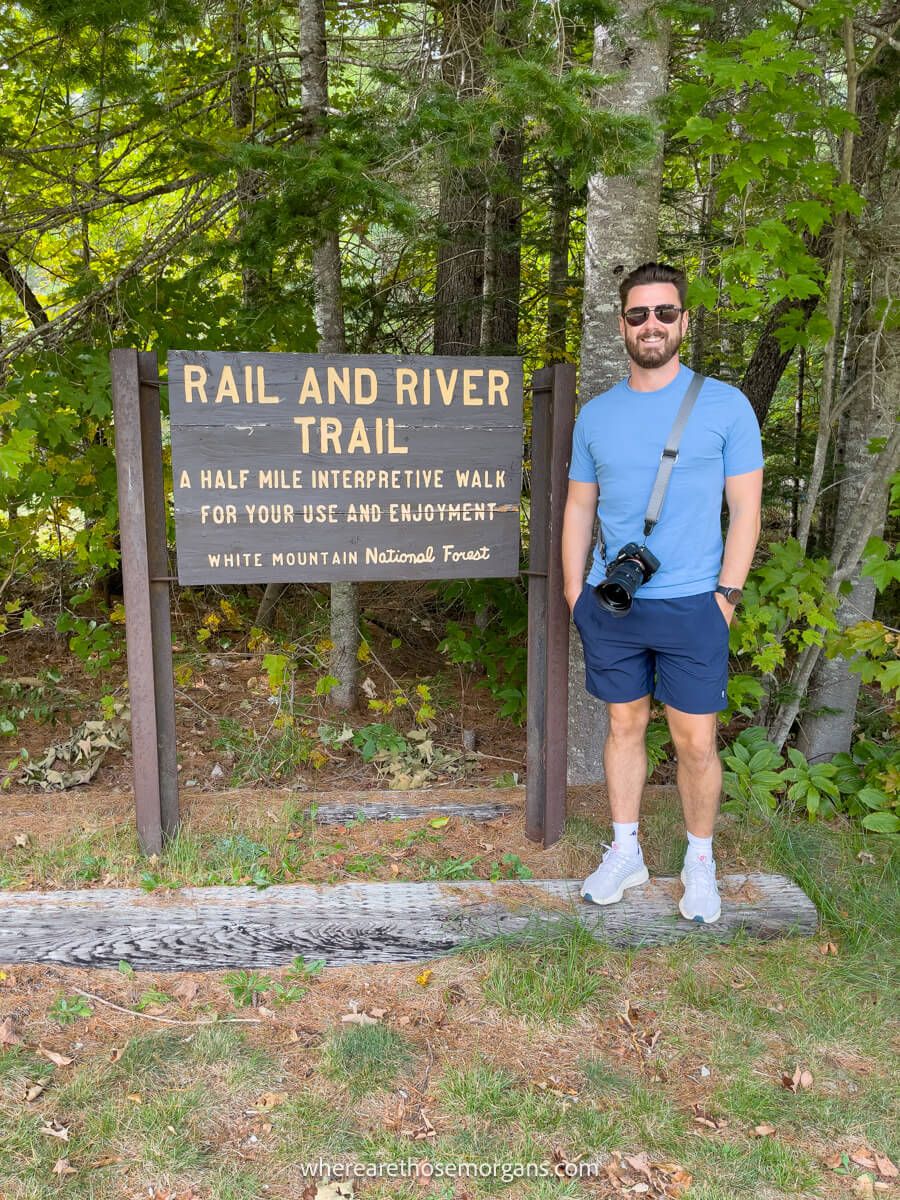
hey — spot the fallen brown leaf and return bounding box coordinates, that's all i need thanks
[852,1151,878,1170]
[174,979,199,1005]
[40,1121,70,1142]
[623,1152,653,1181]
[256,1091,287,1111]
[874,1153,898,1178]
[109,1047,124,1063]
[126,1093,142,1104]
[24,1082,45,1103]
[781,1064,813,1092]
[52,1158,76,1177]
[341,1011,378,1026]
[819,941,838,955]
[13,832,29,848]
[0,1016,22,1047]
[90,1155,122,1168]
[38,1045,74,1067]
[854,1173,876,1198]
[692,1104,727,1130]
[753,1124,777,1137]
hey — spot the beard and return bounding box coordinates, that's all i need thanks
[624,323,684,369]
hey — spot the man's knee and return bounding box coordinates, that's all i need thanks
[669,717,718,769]
[607,699,651,743]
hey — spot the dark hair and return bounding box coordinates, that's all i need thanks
[619,262,687,310]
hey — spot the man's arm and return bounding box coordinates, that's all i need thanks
[562,479,599,613]
[717,468,763,624]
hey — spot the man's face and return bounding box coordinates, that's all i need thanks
[618,282,689,370]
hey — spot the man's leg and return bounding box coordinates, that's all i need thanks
[664,706,720,835]
[605,696,653,823]
[580,695,652,905]
[665,705,722,923]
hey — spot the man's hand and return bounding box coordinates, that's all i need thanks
[714,591,735,627]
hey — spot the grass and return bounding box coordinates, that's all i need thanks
[466,918,621,1022]
[320,1023,414,1096]
[0,797,538,890]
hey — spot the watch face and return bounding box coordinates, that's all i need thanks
[723,587,742,604]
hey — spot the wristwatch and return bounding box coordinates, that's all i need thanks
[716,585,743,606]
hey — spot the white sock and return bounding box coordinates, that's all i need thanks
[612,821,640,856]
[685,832,714,863]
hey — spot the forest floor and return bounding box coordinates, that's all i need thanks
[0,590,897,1200]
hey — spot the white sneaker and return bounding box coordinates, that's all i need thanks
[580,844,649,905]
[679,855,721,924]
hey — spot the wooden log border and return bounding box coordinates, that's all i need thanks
[0,875,819,971]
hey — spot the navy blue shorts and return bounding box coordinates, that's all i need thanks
[572,586,729,714]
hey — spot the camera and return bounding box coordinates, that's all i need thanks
[594,542,660,616]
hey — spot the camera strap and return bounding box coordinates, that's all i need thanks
[597,370,706,563]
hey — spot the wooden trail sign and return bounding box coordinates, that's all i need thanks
[169,352,524,583]
[113,350,574,857]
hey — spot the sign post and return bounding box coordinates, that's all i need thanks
[525,365,576,847]
[111,349,179,854]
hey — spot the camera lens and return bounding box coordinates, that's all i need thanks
[594,558,646,616]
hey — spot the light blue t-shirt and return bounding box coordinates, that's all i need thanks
[568,364,763,598]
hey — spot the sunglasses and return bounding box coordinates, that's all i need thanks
[623,304,684,327]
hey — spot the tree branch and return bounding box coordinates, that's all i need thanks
[0,188,239,366]
[0,250,49,328]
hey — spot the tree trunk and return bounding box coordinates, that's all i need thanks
[796,122,899,759]
[231,0,280,631]
[796,16,858,553]
[546,164,572,365]
[568,2,671,785]
[740,290,821,426]
[230,0,266,308]
[481,124,523,354]
[432,0,489,355]
[299,0,358,711]
[791,348,804,539]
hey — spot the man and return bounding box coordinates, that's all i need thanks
[563,262,763,923]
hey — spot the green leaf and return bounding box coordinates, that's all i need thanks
[0,428,36,479]
[686,277,719,309]
[857,786,891,811]
[861,811,900,834]
[784,199,831,235]
[314,674,339,697]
